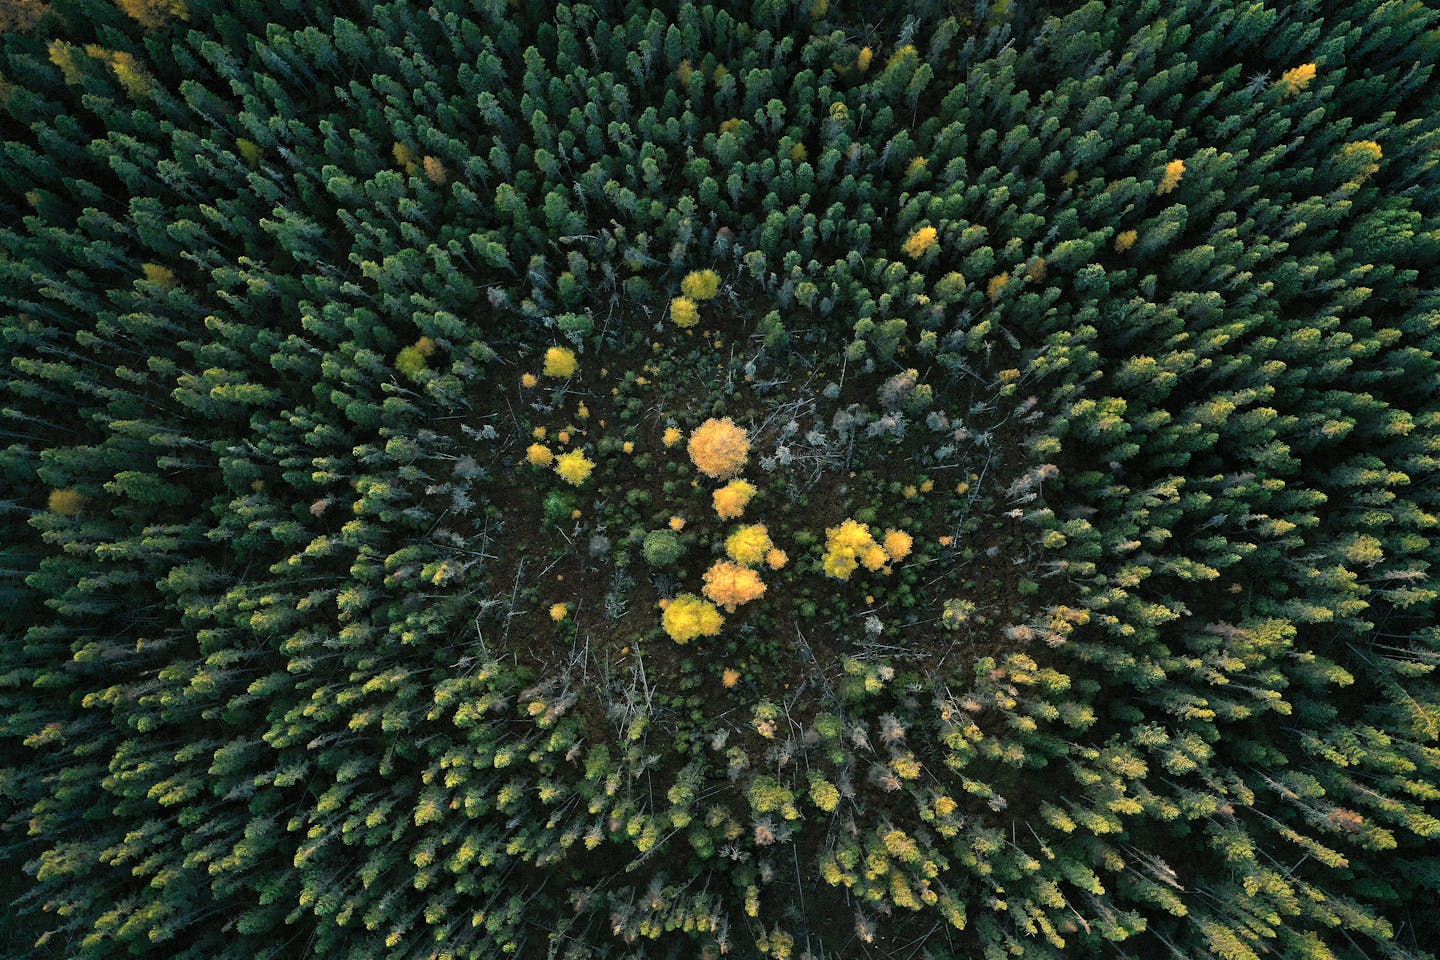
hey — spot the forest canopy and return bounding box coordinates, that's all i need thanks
[2,1,1439,959]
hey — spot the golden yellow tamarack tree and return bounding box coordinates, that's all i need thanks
[902,225,938,258]
[680,268,721,300]
[117,0,188,30]
[662,594,724,643]
[47,488,84,516]
[1279,62,1317,94]
[670,296,699,327]
[395,336,437,378]
[702,560,767,611]
[553,449,594,486]
[688,417,750,479]
[543,346,577,378]
[141,263,176,288]
[392,141,418,174]
[725,524,773,567]
[713,478,757,519]
[1337,140,1383,184]
[422,155,447,185]
[49,41,152,95]
[822,519,911,580]
[1157,158,1185,195]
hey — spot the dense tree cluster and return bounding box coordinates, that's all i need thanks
[2,1,1438,959]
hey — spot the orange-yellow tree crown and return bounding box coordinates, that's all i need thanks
[688,417,750,479]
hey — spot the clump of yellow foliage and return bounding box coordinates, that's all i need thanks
[702,561,767,611]
[689,417,750,479]
[713,478,757,519]
[883,529,913,562]
[47,41,84,84]
[887,44,918,69]
[396,336,438,378]
[48,42,153,96]
[1157,158,1185,195]
[1337,140,1383,183]
[1279,63,1317,95]
[118,0,188,30]
[48,488,85,516]
[526,443,553,466]
[987,272,1010,301]
[422,155,448,185]
[670,296,699,327]
[902,226,938,258]
[726,524,773,567]
[823,519,911,580]
[680,269,721,300]
[554,449,594,486]
[142,263,176,288]
[663,593,724,643]
[87,45,152,97]
[392,141,418,174]
[236,138,263,166]
[543,346,578,378]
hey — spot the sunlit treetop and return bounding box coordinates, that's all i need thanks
[543,346,577,378]
[670,296,699,328]
[662,593,724,643]
[702,560,767,612]
[725,524,773,568]
[902,225,938,258]
[553,449,594,486]
[680,269,721,300]
[712,478,757,520]
[1279,62,1317,94]
[688,417,750,479]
